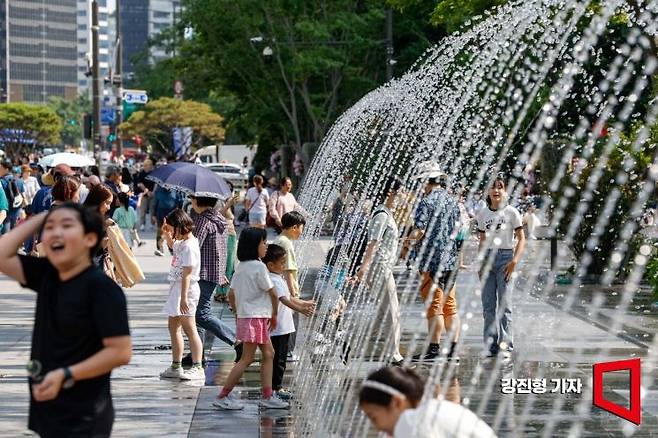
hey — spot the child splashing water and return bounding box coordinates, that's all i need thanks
[360,367,496,437]
[159,209,205,381]
[212,227,289,410]
[262,244,315,400]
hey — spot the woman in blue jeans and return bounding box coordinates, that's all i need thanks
[475,176,526,359]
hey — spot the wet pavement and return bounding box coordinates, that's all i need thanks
[0,233,656,437]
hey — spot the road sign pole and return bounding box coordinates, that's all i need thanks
[115,0,123,158]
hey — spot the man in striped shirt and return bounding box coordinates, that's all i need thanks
[182,196,242,366]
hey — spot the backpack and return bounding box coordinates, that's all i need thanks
[3,178,22,209]
[352,207,391,274]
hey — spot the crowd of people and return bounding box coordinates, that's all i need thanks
[0,149,543,436]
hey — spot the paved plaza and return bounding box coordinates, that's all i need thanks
[0,232,657,437]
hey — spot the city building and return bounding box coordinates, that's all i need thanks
[121,0,181,77]
[76,0,111,95]
[2,0,78,103]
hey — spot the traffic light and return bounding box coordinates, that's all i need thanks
[83,113,92,139]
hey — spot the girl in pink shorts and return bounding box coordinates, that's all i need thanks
[212,227,289,410]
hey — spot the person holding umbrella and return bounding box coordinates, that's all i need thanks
[181,195,243,366]
[146,161,240,361]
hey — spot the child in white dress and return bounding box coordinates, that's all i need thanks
[159,209,205,381]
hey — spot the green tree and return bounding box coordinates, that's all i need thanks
[0,103,61,160]
[118,97,225,155]
[47,94,91,148]
[130,0,439,169]
[388,0,508,32]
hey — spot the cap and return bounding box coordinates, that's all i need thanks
[42,164,75,186]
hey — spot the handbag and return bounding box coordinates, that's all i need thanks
[266,191,281,229]
[106,222,145,287]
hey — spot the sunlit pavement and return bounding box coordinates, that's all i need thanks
[0,232,656,437]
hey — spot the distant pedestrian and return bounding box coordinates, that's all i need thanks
[268,177,306,233]
[159,209,205,381]
[516,187,539,240]
[135,159,155,231]
[215,190,239,301]
[244,175,269,229]
[212,227,289,410]
[21,165,40,208]
[112,192,143,248]
[153,185,183,256]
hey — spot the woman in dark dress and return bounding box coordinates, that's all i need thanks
[0,203,132,437]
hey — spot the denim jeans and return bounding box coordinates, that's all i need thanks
[481,249,514,354]
[197,280,236,348]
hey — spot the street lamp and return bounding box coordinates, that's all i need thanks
[262,46,273,58]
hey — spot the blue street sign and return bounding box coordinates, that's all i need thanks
[101,108,116,124]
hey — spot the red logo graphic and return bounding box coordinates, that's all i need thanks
[592,358,641,425]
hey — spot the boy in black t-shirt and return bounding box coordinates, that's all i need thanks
[0,203,132,437]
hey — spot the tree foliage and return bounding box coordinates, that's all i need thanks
[388,0,508,33]
[130,0,440,170]
[118,97,225,155]
[47,94,91,148]
[0,103,61,160]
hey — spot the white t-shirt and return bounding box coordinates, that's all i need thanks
[368,206,398,268]
[246,187,270,215]
[168,236,201,283]
[269,272,295,336]
[231,260,275,318]
[476,205,523,250]
[394,399,497,438]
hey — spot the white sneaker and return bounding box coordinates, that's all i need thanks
[180,366,205,381]
[286,353,299,363]
[212,394,244,410]
[140,224,145,231]
[259,394,289,409]
[160,366,184,379]
[154,249,164,257]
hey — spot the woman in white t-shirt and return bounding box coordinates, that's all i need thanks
[475,176,526,360]
[20,165,40,207]
[360,366,497,438]
[245,175,270,228]
[159,209,205,381]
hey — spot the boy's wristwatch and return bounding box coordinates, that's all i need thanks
[62,367,75,389]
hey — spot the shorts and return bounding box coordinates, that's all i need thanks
[249,211,267,226]
[419,271,457,318]
[236,317,271,344]
[163,281,200,317]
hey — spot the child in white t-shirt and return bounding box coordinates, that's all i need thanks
[159,209,205,381]
[475,176,526,359]
[262,244,315,400]
[212,228,289,411]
